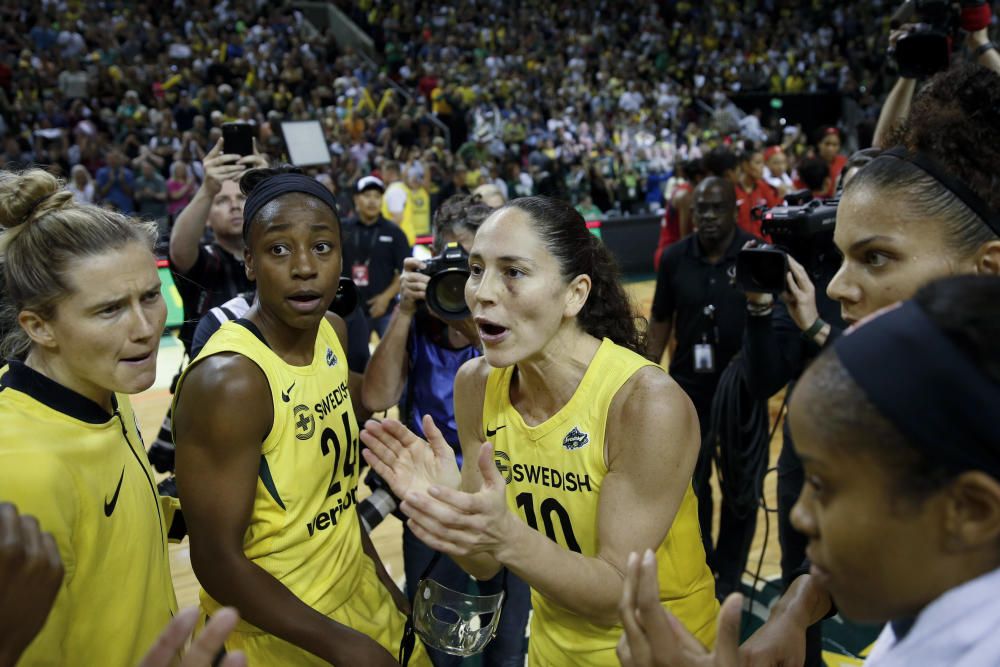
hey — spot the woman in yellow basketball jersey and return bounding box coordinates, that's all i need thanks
[0,168,181,664]
[172,168,430,666]
[362,196,719,665]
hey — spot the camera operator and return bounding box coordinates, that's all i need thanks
[647,177,758,598]
[739,222,846,667]
[360,194,531,666]
[342,175,411,337]
[736,148,880,666]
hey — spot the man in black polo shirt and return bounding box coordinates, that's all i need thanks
[343,176,411,337]
[647,176,754,597]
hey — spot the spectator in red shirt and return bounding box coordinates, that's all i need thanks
[735,149,782,240]
[816,126,847,197]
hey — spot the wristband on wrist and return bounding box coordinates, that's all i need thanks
[974,41,996,59]
[801,317,827,341]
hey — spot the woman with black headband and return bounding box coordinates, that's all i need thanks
[172,168,430,666]
[619,275,1000,666]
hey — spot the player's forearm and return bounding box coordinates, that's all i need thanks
[189,546,369,664]
[168,187,212,271]
[360,523,409,614]
[361,305,412,413]
[494,518,624,626]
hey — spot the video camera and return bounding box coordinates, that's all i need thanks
[419,242,471,320]
[736,199,839,293]
[889,0,990,78]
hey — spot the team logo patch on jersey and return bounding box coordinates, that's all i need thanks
[326,347,338,367]
[562,427,590,450]
[293,404,316,440]
[494,449,512,484]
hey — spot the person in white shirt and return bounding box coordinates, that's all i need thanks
[67,164,95,204]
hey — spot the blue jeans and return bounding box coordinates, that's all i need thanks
[403,523,531,667]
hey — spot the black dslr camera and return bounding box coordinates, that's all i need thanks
[419,242,471,320]
[889,0,986,78]
[736,199,839,293]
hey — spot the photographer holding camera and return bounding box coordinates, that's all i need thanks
[875,1,1000,149]
[737,198,846,667]
[360,194,531,666]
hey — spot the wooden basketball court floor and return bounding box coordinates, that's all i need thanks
[135,278,786,612]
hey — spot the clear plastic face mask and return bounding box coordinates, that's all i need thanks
[411,578,505,656]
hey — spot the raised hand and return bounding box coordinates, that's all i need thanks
[398,257,430,316]
[782,255,820,332]
[200,139,246,197]
[617,549,742,667]
[360,415,462,501]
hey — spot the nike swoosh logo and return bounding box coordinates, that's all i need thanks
[485,425,506,438]
[104,467,125,517]
[281,382,295,403]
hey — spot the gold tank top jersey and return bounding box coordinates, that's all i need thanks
[483,338,719,665]
[177,318,364,631]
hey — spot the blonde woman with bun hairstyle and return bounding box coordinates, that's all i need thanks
[0,168,180,664]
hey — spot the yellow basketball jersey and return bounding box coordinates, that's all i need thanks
[178,318,367,632]
[0,361,177,666]
[483,338,719,665]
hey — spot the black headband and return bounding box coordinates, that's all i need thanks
[878,147,1000,237]
[834,300,1000,477]
[242,173,340,242]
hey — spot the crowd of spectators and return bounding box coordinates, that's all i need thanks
[1,0,998,230]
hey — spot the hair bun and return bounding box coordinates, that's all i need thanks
[0,169,74,232]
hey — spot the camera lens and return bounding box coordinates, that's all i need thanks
[427,270,470,319]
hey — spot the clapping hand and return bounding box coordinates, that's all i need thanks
[360,416,462,501]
